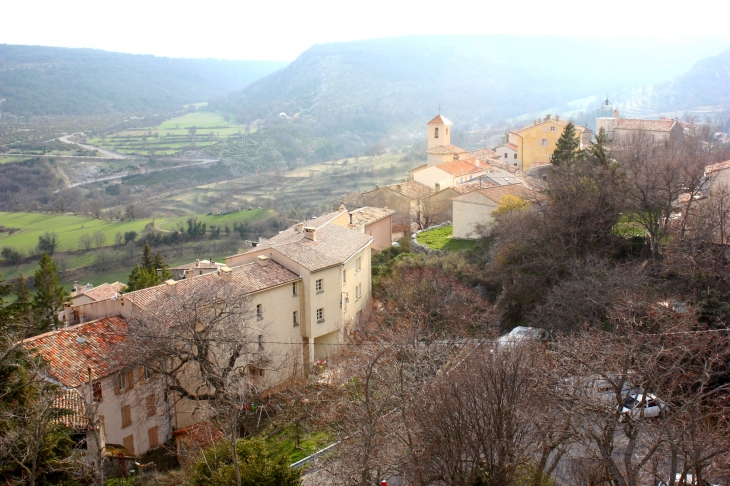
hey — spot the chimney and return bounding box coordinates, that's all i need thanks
[195,259,200,267]
[295,223,303,233]
[435,182,441,192]
[339,203,346,212]
[396,184,402,192]
[614,109,620,118]
[184,268,194,279]
[257,255,269,267]
[475,159,480,168]
[555,115,560,121]
[165,279,177,295]
[303,226,317,241]
[219,266,233,281]
[545,114,551,120]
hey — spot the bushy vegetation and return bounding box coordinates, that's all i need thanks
[416,225,477,251]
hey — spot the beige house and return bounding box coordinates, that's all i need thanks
[362,181,433,227]
[705,160,730,194]
[71,282,125,306]
[423,179,498,224]
[506,115,593,171]
[169,259,223,280]
[596,110,685,143]
[333,206,396,251]
[452,184,533,239]
[226,209,373,364]
[411,157,488,190]
[24,316,172,458]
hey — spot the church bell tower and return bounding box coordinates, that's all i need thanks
[427,113,452,150]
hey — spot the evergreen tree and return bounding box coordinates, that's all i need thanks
[551,122,581,166]
[588,127,612,166]
[32,253,69,333]
[154,250,173,281]
[141,241,155,271]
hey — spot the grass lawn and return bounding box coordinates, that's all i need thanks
[416,225,478,251]
[0,212,156,254]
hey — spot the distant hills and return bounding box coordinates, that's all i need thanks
[0,45,287,116]
[208,35,730,159]
[663,46,730,110]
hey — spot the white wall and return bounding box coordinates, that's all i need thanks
[452,193,499,239]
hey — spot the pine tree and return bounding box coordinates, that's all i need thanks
[551,122,581,166]
[32,253,69,333]
[141,241,155,271]
[154,250,173,281]
[588,127,612,166]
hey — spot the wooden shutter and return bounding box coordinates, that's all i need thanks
[93,382,103,402]
[122,435,134,455]
[146,395,156,416]
[126,369,135,389]
[148,426,159,448]
[121,404,132,428]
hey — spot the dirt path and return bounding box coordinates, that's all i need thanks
[58,134,133,159]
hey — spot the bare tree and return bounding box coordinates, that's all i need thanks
[125,283,291,486]
[92,231,106,249]
[78,233,93,252]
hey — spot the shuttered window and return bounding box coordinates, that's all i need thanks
[148,426,159,448]
[121,404,132,428]
[146,395,156,417]
[123,435,134,454]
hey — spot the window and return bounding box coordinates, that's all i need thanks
[121,404,132,428]
[256,304,263,320]
[115,369,134,394]
[514,153,517,159]
[356,283,362,300]
[123,435,135,455]
[292,282,297,297]
[148,426,159,448]
[249,366,264,378]
[343,269,347,284]
[446,128,449,135]
[293,311,299,326]
[317,308,324,322]
[356,257,362,273]
[258,335,264,351]
[143,366,154,383]
[540,139,548,146]
[316,279,323,293]
[504,152,508,159]
[146,395,156,417]
[93,382,103,402]
[434,127,439,139]
[550,126,556,132]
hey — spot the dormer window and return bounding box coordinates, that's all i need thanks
[435,127,439,139]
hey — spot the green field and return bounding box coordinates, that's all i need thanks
[158,208,276,231]
[88,111,252,157]
[416,225,478,251]
[0,212,155,254]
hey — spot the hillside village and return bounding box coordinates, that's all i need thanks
[4,95,730,486]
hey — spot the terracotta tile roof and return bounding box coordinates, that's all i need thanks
[242,213,372,271]
[705,160,730,174]
[436,158,485,177]
[409,164,428,175]
[426,144,466,155]
[451,179,497,194]
[427,114,452,125]
[124,261,300,310]
[473,183,532,203]
[54,388,86,429]
[23,315,130,388]
[169,260,221,271]
[615,118,677,132]
[505,143,518,150]
[347,207,395,229]
[363,181,432,200]
[514,118,591,134]
[82,282,126,302]
[467,148,502,162]
[338,192,364,208]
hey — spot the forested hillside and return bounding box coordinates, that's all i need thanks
[0,45,287,115]
[207,35,728,161]
[662,46,730,110]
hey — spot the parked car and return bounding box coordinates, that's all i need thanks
[619,392,666,420]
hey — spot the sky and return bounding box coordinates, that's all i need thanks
[3,0,730,61]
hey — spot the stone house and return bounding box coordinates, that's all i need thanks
[23,316,173,458]
[362,181,433,227]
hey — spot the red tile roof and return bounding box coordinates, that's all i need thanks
[436,158,485,177]
[468,148,502,162]
[364,181,433,200]
[347,207,395,229]
[82,282,126,302]
[451,179,497,194]
[474,183,532,203]
[125,261,300,310]
[615,118,677,132]
[427,114,452,125]
[23,315,130,388]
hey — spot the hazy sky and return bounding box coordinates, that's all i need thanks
[4,0,730,61]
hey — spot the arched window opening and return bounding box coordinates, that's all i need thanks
[446,128,449,135]
[434,127,439,139]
